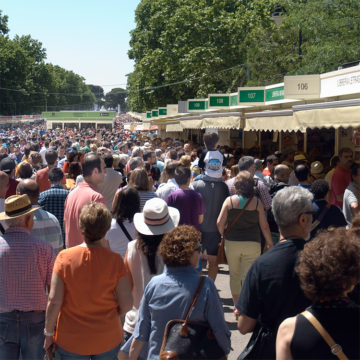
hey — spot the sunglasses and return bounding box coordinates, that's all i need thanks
[194,246,202,253]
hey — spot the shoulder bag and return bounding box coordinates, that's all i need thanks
[217,196,253,265]
[301,310,349,360]
[118,220,133,242]
[160,276,227,360]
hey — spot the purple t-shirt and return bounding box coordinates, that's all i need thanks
[166,189,205,230]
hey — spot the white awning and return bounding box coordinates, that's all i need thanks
[201,115,241,129]
[244,115,302,132]
[166,122,183,132]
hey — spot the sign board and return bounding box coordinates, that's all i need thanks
[238,87,265,105]
[158,108,167,116]
[265,85,284,102]
[321,68,360,98]
[284,75,320,99]
[208,94,230,109]
[151,110,158,117]
[187,99,208,112]
[146,112,152,119]
[230,93,238,107]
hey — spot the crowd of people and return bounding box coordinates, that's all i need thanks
[0,122,359,359]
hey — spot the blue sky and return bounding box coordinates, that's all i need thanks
[1,0,140,93]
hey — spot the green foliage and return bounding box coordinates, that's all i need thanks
[104,88,128,112]
[127,0,360,111]
[88,85,105,108]
[0,10,96,115]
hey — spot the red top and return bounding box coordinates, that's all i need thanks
[330,165,351,207]
[6,178,19,198]
[262,168,271,176]
[35,167,66,193]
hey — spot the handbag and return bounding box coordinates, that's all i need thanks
[217,196,253,265]
[160,276,227,360]
[301,310,349,360]
[237,323,276,360]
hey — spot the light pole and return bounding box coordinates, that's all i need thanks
[270,6,302,56]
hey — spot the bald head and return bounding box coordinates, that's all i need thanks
[0,171,9,198]
[16,179,40,205]
[274,164,290,183]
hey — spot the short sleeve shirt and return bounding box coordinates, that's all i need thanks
[53,246,127,355]
[236,238,310,330]
[166,189,205,230]
[330,165,351,207]
[343,182,360,225]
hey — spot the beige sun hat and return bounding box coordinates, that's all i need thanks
[0,194,41,221]
[311,161,324,175]
[133,198,180,236]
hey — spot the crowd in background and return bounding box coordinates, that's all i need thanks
[0,122,359,359]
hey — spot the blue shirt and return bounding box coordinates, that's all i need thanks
[132,266,231,359]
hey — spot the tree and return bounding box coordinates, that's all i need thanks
[88,84,105,109]
[0,10,9,35]
[104,88,128,112]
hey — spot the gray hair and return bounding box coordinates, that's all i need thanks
[132,146,142,157]
[254,158,263,171]
[129,156,143,171]
[4,214,30,228]
[118,154,129,165]
[238,156,255,171]
[272,186,313,229]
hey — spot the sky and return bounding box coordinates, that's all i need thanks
[1,0,140,93]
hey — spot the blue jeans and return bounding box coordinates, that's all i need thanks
[57,343,121,360]
[0,310,45,360]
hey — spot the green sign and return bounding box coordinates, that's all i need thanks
[159,108,167,116]
[205,100,208,109]
[209,95,230,107]
[265,86,284,102]
[230,94,238,106]
[152,110,158,117]
[239,89,265,103]
[188,100,206,111]
[146,112,152,119]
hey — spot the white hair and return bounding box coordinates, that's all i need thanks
[272,186,313,229]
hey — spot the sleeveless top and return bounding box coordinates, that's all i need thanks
[225,195,260,242]
[291,299,360,359]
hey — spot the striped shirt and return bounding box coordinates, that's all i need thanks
[0,227,55,312]
[32,207,63,252]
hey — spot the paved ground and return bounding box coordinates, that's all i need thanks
[207,264,252,360]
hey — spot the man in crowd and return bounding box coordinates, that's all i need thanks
[343,163,360,226]
[0,171,9,233]
[0,194,55,359]
[17,179,63,254]
[192,166,229,281]
[294,164,311,190]
[64,153,106,248]
[38,167,69,245]
[156,162,178,200]
[227,156,272,211]
[98,153,123,210]
[331,147,353,207]
[262,155,278,177]
[236,186,312,359]
[0,157,18,198]
[35,150,60,192]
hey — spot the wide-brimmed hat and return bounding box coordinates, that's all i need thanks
[0,194,41,221]
[294,154,307,162]
[133,198,180,236]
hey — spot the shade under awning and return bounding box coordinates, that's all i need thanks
[166,122,183,132]
[244,115,302,132]
[181,119,203,129]
[142,122,151,130]
[201,115,241,129]
[294,105,360,129]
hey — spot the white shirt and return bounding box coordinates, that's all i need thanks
[156,178,178,200]
[39,147,49,165]
[98,168,123,210]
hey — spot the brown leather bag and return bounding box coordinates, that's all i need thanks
[217,196,253,265]
[160,277,227,360]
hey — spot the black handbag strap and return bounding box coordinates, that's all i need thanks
[118,220,133,242]
[224,196,253,237]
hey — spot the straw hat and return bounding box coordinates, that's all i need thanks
[133,198,180,236]
[0,195,41,220]
[311,161,324,175]
[294,154,307,162]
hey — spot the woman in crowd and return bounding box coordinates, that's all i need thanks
[128,168,157,210]
[217,171,273,316]
[127,225,231,360]
[122,197,179,343]
[106,187,140,258]
[65,161,82,190]
[44,202,132,359]
[276,228,360,359]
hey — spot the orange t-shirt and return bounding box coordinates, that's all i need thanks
[53,246,127,355]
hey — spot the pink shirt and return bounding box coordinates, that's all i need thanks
[64,182,106,248]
